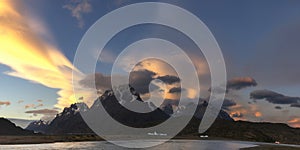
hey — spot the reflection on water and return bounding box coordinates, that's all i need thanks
[0,140,256,150]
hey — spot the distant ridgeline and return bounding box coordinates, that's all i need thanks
[22,88,300,145]
[0,118,34,135]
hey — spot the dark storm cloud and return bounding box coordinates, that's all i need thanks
[129,70,181,94]
[156,75,180,85]
[80,70,181,95]
[129,69,160,94]
[250,89,300,104]
[168,87,185,93]
[80,70,159,95]
[161,99,180,106]
[208,86,227,94]
[208,77,257,93]
[227,77,257,90]
[129,69,156,85]
[79,73,111,90]
[291,103,300,108]
[275,106,282,109]
[222,99,237,110]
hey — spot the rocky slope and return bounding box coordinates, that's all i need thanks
[26,120,49,134]
[0,118,34,135]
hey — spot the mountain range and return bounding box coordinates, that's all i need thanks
[1,87,299,145]
[26,88,232,135]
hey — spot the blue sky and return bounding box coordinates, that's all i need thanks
[0,0,300,127]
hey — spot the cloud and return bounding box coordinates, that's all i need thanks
[79,71,157,95]
[156,75,180,85]
[25,109,58,115]
[209,77,257,93]
[288,117,300,128]
[275,106,282,109]
[291,103,300,108]
[0,1,86,109]
[168,87,185,93]
[129,69,182,96]
[0,101,11,106]
[250,89,300,104]
[227,103,262,122]
[254,112,262,117]
[129,69,159,94]
[35,103,44,108]
[25,108,58,121]
[25,103,44,109]
[17,100,24,104]
[98,50,117,63]
[231,112,244,118]
[161,99,180,106]
[227,77,257,91]
[25,104,35,109]
[222,99,237,110]
[63,0,92,28]
[79,73,111,92]
[116,54,204,99]
[79,69,181,96]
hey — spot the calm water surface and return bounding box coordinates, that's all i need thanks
[0,140,259,150]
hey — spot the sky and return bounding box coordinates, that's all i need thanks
[0,0,299,127]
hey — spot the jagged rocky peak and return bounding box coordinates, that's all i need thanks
[32,120,49,126]
[75,102,89,112]
[112,84,143,102]
[59,102,89,117]
[161,104,174,115]
[26,120,49,133]
[92,85,144,108]
[171,100,233,121]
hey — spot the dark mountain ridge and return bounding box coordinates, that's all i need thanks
[0,117,34,135]
[26,88,233,135]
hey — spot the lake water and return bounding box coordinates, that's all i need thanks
[0,140,258,150]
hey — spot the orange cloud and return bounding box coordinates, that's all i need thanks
[25,104,35,109]
[254,112,262,117]
[228,104,248,121]
[0,101,11,106]
[0,0,88,109]
[25,103,44,109]
[288,118,300,128]
[227,102,264,121]
[230,111,248,121]
[133,59,201,101]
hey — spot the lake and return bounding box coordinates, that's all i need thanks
[0,140,258,150]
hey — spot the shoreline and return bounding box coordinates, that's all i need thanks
[0,135,299,148]
[0,135,104,145]
[241,145,300,150]
[0,135,226,145]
